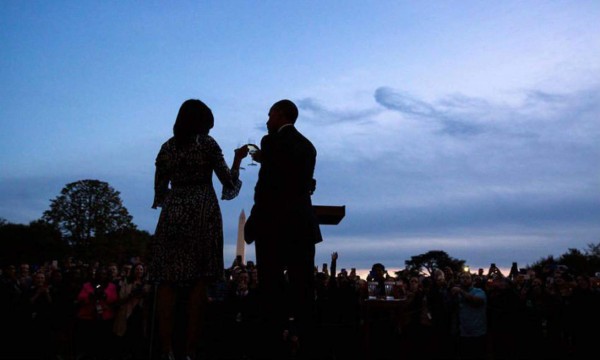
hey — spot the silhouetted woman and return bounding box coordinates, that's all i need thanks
[149,99,247,360]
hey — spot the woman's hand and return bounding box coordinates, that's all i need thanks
[234,145,249,160]
[232,146,249,170]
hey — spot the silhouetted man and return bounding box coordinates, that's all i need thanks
[245,99,322,358]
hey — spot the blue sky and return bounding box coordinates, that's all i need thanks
[1,1,599,274]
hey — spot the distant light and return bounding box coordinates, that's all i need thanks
[463,265,470,273]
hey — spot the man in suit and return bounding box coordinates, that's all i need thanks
[245,99,322,358]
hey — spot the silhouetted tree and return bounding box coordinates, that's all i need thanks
[93,228,152,264]
[559,248,590,276]
[530,242,600,276]
[404,250,465,276]
[0,219,66,265]
[585,242,600,273]
[531,255,559,276]
[42,179,136,252]
[586,242,600,258]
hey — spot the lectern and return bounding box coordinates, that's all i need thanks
[313,205,345,225]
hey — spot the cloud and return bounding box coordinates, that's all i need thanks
[372,84,600,141]
[374,87,491,136]
[374,87,436,117]
[303,82,600,270]
[296,97,382,124]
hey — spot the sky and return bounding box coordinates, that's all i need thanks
[1,0,599,275]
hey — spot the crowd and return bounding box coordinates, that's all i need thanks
[1,254,599,360]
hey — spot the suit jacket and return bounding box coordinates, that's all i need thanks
[245,125,322,245]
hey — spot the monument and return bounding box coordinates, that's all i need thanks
[236,209,246,263]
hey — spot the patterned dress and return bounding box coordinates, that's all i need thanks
[149,135,241,284]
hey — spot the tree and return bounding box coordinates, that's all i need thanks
[0,219,67,266]
[586,242,600,258]
[404,250,466,277]
[559,248,591,276]
[42,179,136,250]
[92,228,152,265]
[584,242,600,274]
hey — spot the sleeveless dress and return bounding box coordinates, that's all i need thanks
[149,135,241,284]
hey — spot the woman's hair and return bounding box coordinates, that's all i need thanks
[173,99,214,143]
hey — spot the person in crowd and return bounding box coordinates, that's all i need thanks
[107,262,121,290]
[48,267,77,360]
[542,272,572,358]
[149,98,248,360]
[427,268,457,359]
[0,264,23,358]
[113,262,152,359]
[402,275,434,359]
[444,266,457,289]
[519,274,549,359]
[246,260,259,291]
[568,274,600,359]
[224,268,260,359]
[74,266,119,360]
[366,262,388,298]
[451,271,487,360]
[486,275,521,360]
[121,263,133,282]
[21,271,54,359]
[244,99,322,359]
[17,262,32,292]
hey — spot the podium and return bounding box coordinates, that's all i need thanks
[313,205,345,225]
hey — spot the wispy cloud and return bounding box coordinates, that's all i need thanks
[297,97,382,124]
[374,86,488,136]
[374,87,437,117]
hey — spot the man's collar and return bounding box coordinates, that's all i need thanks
[278,123,294,133]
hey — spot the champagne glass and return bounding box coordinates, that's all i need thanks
[384,281,395,300]
[246,138,258,167]
[367,281,377,300]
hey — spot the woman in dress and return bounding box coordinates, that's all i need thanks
[149,99,248,360]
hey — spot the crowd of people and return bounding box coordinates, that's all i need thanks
[1,253,599,360]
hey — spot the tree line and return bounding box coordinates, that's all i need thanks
[1,179,599,277]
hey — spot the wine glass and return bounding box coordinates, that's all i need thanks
[384,281,395,300]
[246,138,258,167]
[367,281,377,300]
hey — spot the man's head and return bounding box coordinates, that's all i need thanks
[267,99,298,133]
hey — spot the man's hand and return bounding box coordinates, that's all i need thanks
[250,148,262,163]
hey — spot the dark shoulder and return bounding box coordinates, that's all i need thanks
[160,137,177,151]
[156,138,176,161]
[196,134,218,147]
[289,127,316,155]
[282,126,315,147]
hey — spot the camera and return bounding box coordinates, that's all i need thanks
[94,284,106,299]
